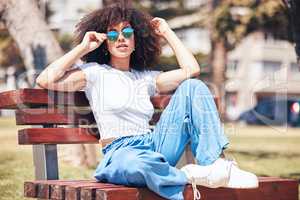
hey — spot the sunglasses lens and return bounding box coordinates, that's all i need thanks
[122,27,134,38]
[107,31,118,41]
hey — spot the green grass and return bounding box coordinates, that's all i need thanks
[224,124,300,179]
[0,117,94,200]
[0,118,299,200]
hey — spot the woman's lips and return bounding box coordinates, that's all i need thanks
[116,46,129,51]
[117,44,128,48]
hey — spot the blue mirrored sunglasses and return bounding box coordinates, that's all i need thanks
[107,27,134,41]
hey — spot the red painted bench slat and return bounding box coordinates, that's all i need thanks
[24,177,298,200]
[0,89,171,109]
[18,128,100,145]
[0,88,89,108]
[15,108,162,125]
[15,108,96,125]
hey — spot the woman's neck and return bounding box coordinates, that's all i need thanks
[109,56,130,71]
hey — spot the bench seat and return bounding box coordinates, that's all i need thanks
[24,177,298,200]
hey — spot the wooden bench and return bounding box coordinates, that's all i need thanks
[0,88,298,200]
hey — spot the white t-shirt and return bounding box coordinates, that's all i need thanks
[77,62,161,139]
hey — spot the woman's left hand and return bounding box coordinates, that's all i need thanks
[150,17,171,37]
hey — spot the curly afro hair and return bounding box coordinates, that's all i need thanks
[74,2,162,71]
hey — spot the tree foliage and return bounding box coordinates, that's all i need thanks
[0,31,24,68]
[133,0,196,19]
[212,0,291,50]
[0,0,55,69]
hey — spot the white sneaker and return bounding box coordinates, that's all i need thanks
[181,158,259,189]
[226,162,259,189]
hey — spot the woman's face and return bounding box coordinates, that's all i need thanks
[106,21,135,58]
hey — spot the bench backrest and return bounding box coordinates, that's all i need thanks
[0,88,220,145]
[0,88,219,180]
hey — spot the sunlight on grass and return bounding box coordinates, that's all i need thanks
[0,117,94,200]
[224,123,300,178]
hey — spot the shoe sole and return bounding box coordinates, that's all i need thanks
[225,185,259,189]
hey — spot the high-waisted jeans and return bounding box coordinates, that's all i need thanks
[94,79,229,200]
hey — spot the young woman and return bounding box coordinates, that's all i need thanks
[36,3,258,200]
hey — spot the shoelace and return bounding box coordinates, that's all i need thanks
[224,157,238,170]
[223,157,238,186]
[188,157,238,200]
[226,156,237,165]
[191,177,201,200]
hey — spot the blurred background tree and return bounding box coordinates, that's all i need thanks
[282,0,300,63]
[0,30,24,69]
[130,0,291,117]
[209,0,291,115]
[131,0,290,109]
[0,0,63,87]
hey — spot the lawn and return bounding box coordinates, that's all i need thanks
[0,117,299,200]
[0,117,94,200]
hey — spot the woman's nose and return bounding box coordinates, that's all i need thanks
[117,32,125,41]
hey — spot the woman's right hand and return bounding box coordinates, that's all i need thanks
[79,31,107,54]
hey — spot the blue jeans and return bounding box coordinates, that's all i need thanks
[94,79,229,200]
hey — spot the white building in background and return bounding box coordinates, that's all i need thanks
[46,0,209,34]
[139,0,208,11]
[48,0,102,33]
[161,1,211,57]
[45,0,211,56]
[162,27,211,56]
[184,0,208,10]
[225,32,300,120]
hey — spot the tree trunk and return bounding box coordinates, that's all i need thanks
[211,39,227,118]
[103,0,114,6]
[207,0,227,119]
[0,0,63,87]
[0,0,98,167]
[289,0,300,63]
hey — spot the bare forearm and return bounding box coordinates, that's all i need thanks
[36,44,86,85]
[163,29,200,76]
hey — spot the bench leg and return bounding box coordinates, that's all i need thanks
[32,144,59,180]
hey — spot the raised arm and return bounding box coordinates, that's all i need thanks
[36,32,107,91]
[150,17,200,93]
